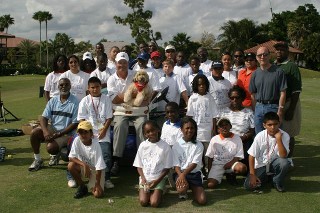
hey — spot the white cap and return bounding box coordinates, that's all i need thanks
[115,52,129,62]
[82,52,93,60]
[165,44,176,51]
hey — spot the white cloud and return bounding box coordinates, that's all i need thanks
[1,0,319,45]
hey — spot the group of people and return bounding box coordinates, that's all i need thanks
[27,40,301,207]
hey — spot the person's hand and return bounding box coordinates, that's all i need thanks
[149,179,159,189]
[274,130,282,140]
[176,174,188,189]
[83,163,91,178]
[223,161,233,170]
[44,132,55,143]
[93,183,103,195]
[249,174,261,188]
[98,128,107,140]
[285,108,294,121]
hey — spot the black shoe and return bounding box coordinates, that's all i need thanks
[273,183,285,192]
[111,161,119,176]
[226,173,238,186]
[74,185,88,199]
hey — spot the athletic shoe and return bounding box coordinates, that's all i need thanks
[178,193,188,199]
[68,179,77,188]
[287,158,294,167]
[48,154,60,166]
[28,159,44,171]
[105,180,114,189]
[111,162,119,176]
[273,183,285,192]
[74,185,88,199]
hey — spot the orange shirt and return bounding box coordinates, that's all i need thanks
[237,67,256,107]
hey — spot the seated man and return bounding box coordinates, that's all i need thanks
[28,78,79,172]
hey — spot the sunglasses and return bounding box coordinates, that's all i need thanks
[257,53,269,58]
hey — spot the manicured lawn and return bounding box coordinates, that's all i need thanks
[0,70,319,213]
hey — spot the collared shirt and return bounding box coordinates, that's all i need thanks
[200,59,213,76]
[237,67,257,107]
[107,70,135,101]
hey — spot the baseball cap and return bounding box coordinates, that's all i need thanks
[211,61,223,69]
[115,52,129,62]
[151,51,161,59]
[83,52,93,60]
[77,121,93,132]
[137,52,150,61]
[274,41,289,49]
[244,52,256,59]
[165,44,176,51]
[217,117,231,127]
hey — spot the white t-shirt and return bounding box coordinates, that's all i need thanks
[158,73,186,111]
[133,139,173,182]
[69,136,106,171]
[174,64,192,90]
[135,66,161,92]
[207,76,232,114]
[248,129,290,169]
[90,67,112,85]
[107,70,135,102]
[200,59,213,77]
[44,72,63,98]
[172,138,203,173]
[161,120,183,146]
[222,70,237,85]
[206,134,244,165]
[219,107,254,136]
[107,59,116,74]
[60,70,90,101]
[77,94,113,142]
[152,67,164,80]
[187,93,218,142]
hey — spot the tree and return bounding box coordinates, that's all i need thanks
[17,40,37,68]
[200,31,216,50]
[217,18,261,53]
[74,41,93,54]
[42,11,53,69]
[49,33,75,56]
[0,14,14,33]
[33,11,45,66]
[114,0,162,45]
[167,32,201,59]
[301,33,320,70]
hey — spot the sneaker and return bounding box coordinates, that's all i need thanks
[48,154,60,166]
[111,161,119,176]
[226,173,238,186]
[273,182,285,192]
[105,180,114,189]
[28,159,44,171]
[68,179,77,188]
[178,193,188,199]
[74,185,88,199]
[287,158,294,167]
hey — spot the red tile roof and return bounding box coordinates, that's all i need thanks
[245,40,303,54]
[0,36,39,48]
[0,32,15,38]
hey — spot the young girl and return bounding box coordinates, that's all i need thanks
[107,46,120,74]
[44,54,68,102]
[186,74,218,177]
[133,120,173,208]
[80,52,96,74]
[172,117,207,205]
[221,52,237,85]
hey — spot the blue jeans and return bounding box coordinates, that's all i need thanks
[254,103,278,134]
[99,142,112,180]
[244,158,290,190]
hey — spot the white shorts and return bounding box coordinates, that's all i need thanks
[208,162,239,183]
[81,167,105,191]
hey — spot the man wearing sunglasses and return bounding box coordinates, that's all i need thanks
[249,47,287,134]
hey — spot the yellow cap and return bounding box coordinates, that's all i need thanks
[77,121,93,132]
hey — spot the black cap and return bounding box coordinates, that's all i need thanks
[274,41,289,49]
[244,52,256,59]
[211,61,223,69]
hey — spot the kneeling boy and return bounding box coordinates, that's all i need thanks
[68,121,106,199]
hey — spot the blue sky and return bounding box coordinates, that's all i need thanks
[0,0,319,45]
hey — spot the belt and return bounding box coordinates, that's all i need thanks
[257,100,278,104]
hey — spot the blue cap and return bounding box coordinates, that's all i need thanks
[137,52,150,61]
[211,61,223,69]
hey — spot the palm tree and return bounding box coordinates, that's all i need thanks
[2,14,15,33]
[42,11,53,69]
[33,11,45,66]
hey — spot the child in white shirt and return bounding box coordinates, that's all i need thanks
[133,120,173,208]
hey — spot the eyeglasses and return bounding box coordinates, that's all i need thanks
[230,96,241,100]
[256,53,269,58]
[234,55,243,58]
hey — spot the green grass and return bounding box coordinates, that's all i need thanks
[0,71,320,213]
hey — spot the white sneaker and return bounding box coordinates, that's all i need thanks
[105,180,114,189]
[178,193,188,199]
[68,179,77,188]
[287,158,294,167]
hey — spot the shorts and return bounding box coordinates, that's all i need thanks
[139,176,167,191]
[208,162,239,183]
[173,171,203,187]
[81,167,105,191]
[281,98,301,137]
[39,125,71,149]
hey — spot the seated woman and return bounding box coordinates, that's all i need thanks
[219,86,255,169]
